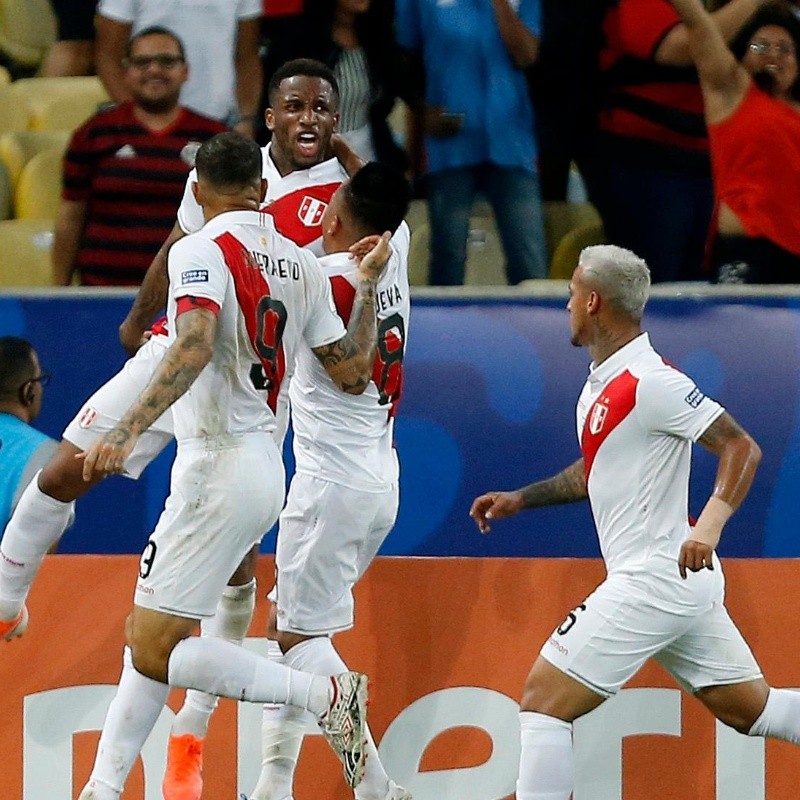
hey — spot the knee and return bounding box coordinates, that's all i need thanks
[716,708,758,735]
[38,444,90,502]
[127,625,178,683]
[520,679,549,714]
[229,546,258,585]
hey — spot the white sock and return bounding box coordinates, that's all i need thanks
[167,637,330,715]
[516,711,573,800]
[748,687,800,743]
[0,474,74,619]
[172,580,257,738]
[81,647,169,796]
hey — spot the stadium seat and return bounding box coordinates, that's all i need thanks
[408,216,507,287]
[549,222,607,280]
[0,218,54,286]
[543,201,603,269]
[7,77,110,131]
[0,130,70,188]
[0,65,10,84]
[404,198,427,234]
[14,147,62,219]
[0,0,56,67]
[0,84,30,132]
[0,161,11,220]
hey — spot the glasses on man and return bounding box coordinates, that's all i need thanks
[125,54,185,70]
[749,41,796,57]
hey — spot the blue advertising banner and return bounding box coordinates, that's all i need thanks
[2,292,798,557]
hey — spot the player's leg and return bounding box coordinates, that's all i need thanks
[163,544,260,800]
[251,476,406,800]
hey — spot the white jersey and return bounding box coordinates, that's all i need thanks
[166,210,346,442]
[289,222,411,491]
[576,333,724,576]
[176,144,348,255]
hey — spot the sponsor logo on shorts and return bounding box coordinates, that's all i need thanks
[181,269,209,285]
[78,407,97,429]
[548,636,569,656]
[298,196,326,226]
[685,387,705,408]
[135,583,154,595]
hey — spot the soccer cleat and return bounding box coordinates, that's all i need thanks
[0,605,28,641]
[162,733,204,800]
[383,780,413,800]
[319,672,369,789]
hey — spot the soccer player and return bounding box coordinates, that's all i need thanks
[470,244,800,800]
[76,130,390,799]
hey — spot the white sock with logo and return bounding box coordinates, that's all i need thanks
[172,580,257,738]
[516,711,573,800]
[80,647,169,798]
[0,474,74,619]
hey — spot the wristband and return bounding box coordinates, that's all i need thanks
[689,496,733,549]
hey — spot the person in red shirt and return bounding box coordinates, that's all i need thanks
[670,0,800,283]
[54,26,227,287]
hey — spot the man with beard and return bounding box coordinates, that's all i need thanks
[669,0,800,283]
[53,27,227,286]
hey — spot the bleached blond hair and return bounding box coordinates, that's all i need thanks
[578,244,651,321]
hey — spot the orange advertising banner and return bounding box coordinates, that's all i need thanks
[2,555,800,800]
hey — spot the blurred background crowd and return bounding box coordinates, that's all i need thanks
[0,0,799,289]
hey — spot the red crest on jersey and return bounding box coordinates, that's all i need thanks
[588,402,608,435]
[298,196,327,227]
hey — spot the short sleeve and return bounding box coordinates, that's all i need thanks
[615,0,680,60]
[395,0,421,50]
[517,0,542,38]
[176,168,205,234]
[96,0,136,24]
[636,367,725,442]
[237,0,262,19]
[61,123,94,202]
[301,251,347,349]
[168,236,229,307]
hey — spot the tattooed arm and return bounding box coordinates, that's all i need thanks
[470,458,588,533]
[312,231,392,395]
[80,306,217,480]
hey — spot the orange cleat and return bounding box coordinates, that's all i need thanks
[162,733,204,800]
[0,606,28,641]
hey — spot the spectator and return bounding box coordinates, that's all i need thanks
[95,0,262,135]
[43,0,97,77]
[261,0,413,170]
[671,1,800,283]
[581,0,772,282]
[53,27,227,287]
[395,0,548,286]
[0,338,56,532]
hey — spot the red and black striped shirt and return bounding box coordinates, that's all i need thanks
[62,102,227,286]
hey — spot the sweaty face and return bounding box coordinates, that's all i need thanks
[266,76,339,170]
[125,33,188,113]
[743,25,798,100]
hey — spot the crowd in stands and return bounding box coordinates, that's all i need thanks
[0,0,799,288]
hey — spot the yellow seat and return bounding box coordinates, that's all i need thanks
[543,201,603,269]
[14,147,63,220]
[0,161,11,220]
[0,0,56,67]
[0,65,10,84]
[0,218,54,286]
[7,76,110,131]
[549,222,607,280]
[0,130,70,188]
[0,84,30,132]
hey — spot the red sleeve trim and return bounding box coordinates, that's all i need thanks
[176,295,221,317]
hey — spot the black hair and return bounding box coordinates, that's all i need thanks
[731,6,800,101]
[342,162,411,236]
[267,58,340,106]
[126,26,186,61]
[195,132,262,189]
[0,337,36,396]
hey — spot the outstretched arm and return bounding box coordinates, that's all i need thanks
[679,411,761,578]
[668,0,751,123]
[470,458,587,533]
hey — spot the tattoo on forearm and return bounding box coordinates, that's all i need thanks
[519,459,587,509]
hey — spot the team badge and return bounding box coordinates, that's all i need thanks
[180,141,201,166]
[78,407,97,429]
[588,402,608,435]
[297,196,327,226]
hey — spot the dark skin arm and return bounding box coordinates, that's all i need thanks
[470,458,587,533]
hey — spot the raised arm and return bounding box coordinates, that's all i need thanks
[470,458,588,533]
[667,0,751,122]
[678,411,762,578]
[233,17,263,140]
[312,232,391,394]
[491,0,540,68]
[95,15,133,105]
[81,305,217,479]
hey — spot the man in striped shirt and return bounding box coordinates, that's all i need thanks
[53,26,227,286]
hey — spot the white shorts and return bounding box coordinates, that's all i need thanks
[270,473,398,636]
[541,567,762,698]
[135,432,285,619]
[63,336,173,479]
